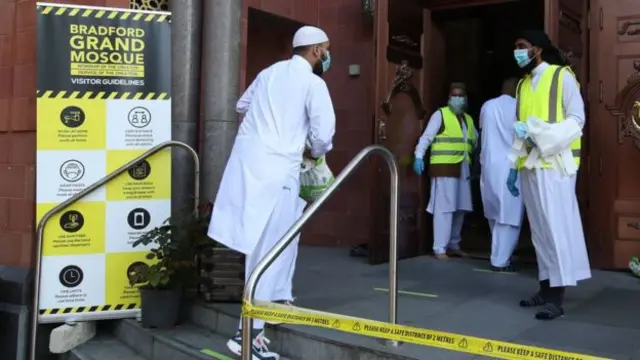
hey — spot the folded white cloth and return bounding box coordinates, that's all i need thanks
[508,117,582,177]
[527,117,582,158]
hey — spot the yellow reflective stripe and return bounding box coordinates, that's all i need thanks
[548,66,564,123]
[431,150,466,156]
[433,137,466,143]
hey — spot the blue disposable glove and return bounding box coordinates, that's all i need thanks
[413,158,425,175]
[506,169,519,197]
[513,122,527,139]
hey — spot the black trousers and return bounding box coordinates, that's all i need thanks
[539,279,565,306]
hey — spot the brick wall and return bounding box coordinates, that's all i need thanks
[0,0,375,268]
[241,0,376,247]
[0,0,129,268]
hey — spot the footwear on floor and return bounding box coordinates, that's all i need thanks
[433,253,449,260]
[226,330,280,360]
[491,264,516,273]
[519,293,547,307]
[535,303,564,320]
[447,249,468,258]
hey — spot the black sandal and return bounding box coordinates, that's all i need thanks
[519,293,546,307]
[491,264,516,273]
[535,303,564,320]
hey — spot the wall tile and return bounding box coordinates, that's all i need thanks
[0,34,13,67]
[15,0,35,33]
[0,2,16,35]
[10,96,35,131]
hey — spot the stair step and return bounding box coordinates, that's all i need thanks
[114,319,294,360]
[62,336,146,360]
[189,302,430,360]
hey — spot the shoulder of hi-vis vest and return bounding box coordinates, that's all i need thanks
[515,65,581,169]
[430,107,475,165]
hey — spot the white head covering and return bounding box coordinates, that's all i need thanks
[292,26,329,48]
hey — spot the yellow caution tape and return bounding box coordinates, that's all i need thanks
[243,300,611,360]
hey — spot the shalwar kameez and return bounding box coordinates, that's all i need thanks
[508,30,591,321]
[414,84,477,258]
[207,26,335,359]
[479,94,524,270]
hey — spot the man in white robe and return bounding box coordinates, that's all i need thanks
[507,30,590,320]
[207,25,335,359]
[479,77,524,272]
[413,83,477,260]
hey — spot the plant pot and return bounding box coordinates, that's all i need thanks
[140,288,181,328]
[199,246,245,302]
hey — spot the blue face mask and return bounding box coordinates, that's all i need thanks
[514,49,532,68]
[448,96,465,111]
[322,51,331,73]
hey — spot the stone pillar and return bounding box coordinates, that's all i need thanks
[170,0,203,214]
[201,0,242,202]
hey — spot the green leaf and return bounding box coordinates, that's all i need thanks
[145,252,156,260]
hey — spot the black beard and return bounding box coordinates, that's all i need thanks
[312,61,324,77]
[522,60,538,74]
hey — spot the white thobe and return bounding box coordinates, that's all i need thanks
[207,55,335,329]
[415,109,476,254]
[479,95,524,267]
[513,62,591,286]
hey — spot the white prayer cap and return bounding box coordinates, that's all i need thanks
[292,26,329,48]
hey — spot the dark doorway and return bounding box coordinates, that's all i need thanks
[425,0,545,257]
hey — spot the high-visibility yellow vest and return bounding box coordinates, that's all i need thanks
[515,65,581,170]
[430,106,476,165]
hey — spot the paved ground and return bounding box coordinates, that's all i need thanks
[278,246,640,359]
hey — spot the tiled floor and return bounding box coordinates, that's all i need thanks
[283,246,640,359]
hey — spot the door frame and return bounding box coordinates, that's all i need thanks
[369,0,429,264]
[370,0,599,265]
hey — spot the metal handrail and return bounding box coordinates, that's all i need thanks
[241,145,399,358]
[29,140,200,360]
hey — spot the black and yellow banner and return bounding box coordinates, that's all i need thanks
[37,3,170,97]
[36,3,172,324]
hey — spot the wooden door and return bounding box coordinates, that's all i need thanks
[543,0,602,264]
[369,0,429,264]
[545,0,590,217]
[595,0,640,269]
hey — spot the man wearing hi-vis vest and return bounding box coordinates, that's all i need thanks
[506,30,591,321]
[413,83,477,260]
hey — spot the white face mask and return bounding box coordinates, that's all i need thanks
[514,49,532,68]
[448,96,466,112]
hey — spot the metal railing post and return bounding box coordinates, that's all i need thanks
[29,140,200,360]
[241,145,399,359]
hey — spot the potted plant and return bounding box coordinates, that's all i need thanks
[129,205,211,328]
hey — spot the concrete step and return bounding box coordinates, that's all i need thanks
[114,318,294,360]
[188,302,435,360]
[61,336,147,360]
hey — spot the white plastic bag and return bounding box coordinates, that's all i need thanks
[299,156,334,202]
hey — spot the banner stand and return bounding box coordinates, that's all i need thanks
[35,2,172,324]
